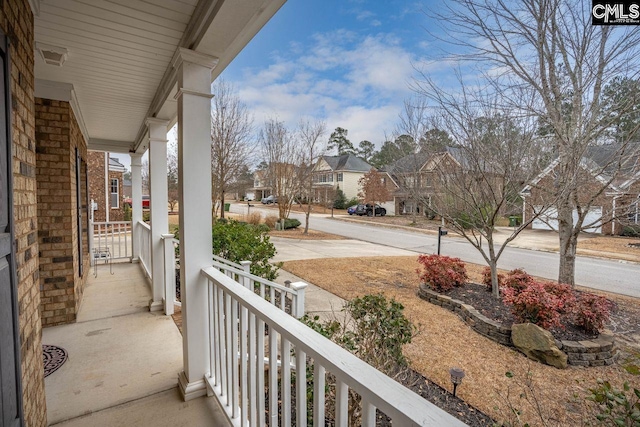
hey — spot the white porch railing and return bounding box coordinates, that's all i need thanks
[137,221,152,279]
[162,234,179,315]
[90,221,133,264]
[201,266,467,427]
[211,255,306,319]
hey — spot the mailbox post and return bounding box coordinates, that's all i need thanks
[437,226,448,255]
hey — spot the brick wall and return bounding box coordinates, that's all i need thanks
[88,150,125,222]
[2,0,47,425]
[36,98,89,327]
[88,150,106,221]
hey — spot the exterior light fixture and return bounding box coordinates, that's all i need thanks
[36,43,68,67]
[449,367,465,397]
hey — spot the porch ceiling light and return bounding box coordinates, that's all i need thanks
[37,43,68,67]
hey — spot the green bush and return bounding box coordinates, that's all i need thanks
[588,380,640,425]
[345,197,360,208]
[333,188,348,209]
[621,225,640,237]
[123,203,132,221]
[283,218,300,229]
[211,219,280,280]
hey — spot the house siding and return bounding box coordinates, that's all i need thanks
[341,171,362,200]
[35,98,89,326]
[3,0,48,424]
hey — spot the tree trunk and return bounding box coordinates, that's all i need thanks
[489,259,500,299]
[304,204,311,234]
[557,198,576,286]
[220,191,225,219]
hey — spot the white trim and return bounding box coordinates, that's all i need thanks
[172,47,219,70]
[28,0,40,15]
[88,138,134,154]
[35,79,90,144]
[174,88,215,100]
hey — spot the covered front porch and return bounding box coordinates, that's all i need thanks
[43,262,229,426]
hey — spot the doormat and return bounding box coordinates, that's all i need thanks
[43,345,68,378]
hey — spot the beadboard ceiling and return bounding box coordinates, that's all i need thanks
[33,0,285,154]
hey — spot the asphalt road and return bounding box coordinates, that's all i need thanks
[232,204,640,298]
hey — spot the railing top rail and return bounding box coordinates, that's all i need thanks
[201,266,467,427]
[137,220,151,231]
[212,253,243,269]
[210,259,297,295]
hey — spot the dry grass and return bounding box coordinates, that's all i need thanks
[282,256,639,426]
[269,228,346,240]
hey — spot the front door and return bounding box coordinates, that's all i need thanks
[0,30,24,427]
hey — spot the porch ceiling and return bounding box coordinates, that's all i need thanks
[33,0,285,154]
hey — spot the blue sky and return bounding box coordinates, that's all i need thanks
[219,0,446,149]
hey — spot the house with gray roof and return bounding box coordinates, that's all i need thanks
[312,154,374,202]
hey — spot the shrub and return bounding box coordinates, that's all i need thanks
[283,218,301,229]
[502,281,569,329]
[587,380,640,426]
[264,215,278,229]
[621,225,640,237]
[333,188,348,209]
[572,292,614,334]
[246,212,262,225]
[503,268,535,293]
[211,219,280,280]
[481,266,505,291]
[417,254,468,292]
[346,197,360,208]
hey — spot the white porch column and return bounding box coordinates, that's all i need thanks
[174,47,218,401]
[148,118,170,312]
[130,153,143,262]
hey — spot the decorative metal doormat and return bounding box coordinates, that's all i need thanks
[43,345,68,378]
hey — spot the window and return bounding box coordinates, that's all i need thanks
[110,178,119,208]
[328,173,333,182]
[337,173,343,182]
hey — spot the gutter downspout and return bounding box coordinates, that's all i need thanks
[104,153,110,222]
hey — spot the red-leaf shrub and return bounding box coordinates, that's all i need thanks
[502,281,566,329]
[481,266,505,291]
[503,268,534,293]
[417,254,468,292]
[572,293,613,334]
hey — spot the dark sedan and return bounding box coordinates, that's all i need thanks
[355,203,386,217]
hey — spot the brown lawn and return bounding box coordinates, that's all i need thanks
[282,256,640,426]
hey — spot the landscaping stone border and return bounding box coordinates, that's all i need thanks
[417,284,615,367]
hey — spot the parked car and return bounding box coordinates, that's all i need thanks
[261,195,277,204]
[123,195,150,208]
[347,205,357,215]
[355,203,386,217]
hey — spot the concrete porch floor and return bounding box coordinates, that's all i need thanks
[44,262,229,426]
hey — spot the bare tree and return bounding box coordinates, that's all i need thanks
[358,170,389,213]
[422,0,640,286]
[421,84,548,297]
[260,118,300,220]
[211,80,254,219]
[297,119,327,234]
[167,140,179,213]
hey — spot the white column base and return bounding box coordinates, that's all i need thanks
[178,370,208,401]
[149,299,163,312]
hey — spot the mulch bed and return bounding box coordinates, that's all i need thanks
[446,283,608,341]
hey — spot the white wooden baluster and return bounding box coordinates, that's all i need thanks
[362,400,376,427]
[280,289,285,311]
[257,318,266,427]
[296,349,307,427]
[336,380,348,427]
[239,303,248,422]
[218,288,227,400]
[225,294,233,408]
[270,287,275,307]
[207,283,215,393]
[248,312,257,426]
[281,338,291,427]
[313,363,325,427]
[269,330,278,426]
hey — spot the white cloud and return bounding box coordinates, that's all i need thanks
[225,29,421,149]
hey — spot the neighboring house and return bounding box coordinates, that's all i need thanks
[385,148,464,216]
[87,151,126,222]
[312,154,373,201]
[521,151,640,235]
[247,169,271,201]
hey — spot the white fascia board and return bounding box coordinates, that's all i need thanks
[28,0,40,15]
[89,138,136,154]
[35,79,89,144]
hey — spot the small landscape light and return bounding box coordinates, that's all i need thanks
[449,367,465,397]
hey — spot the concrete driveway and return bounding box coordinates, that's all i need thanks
[271,236,415,262]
